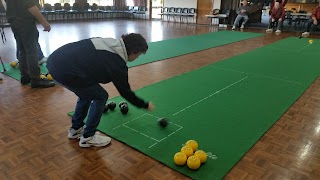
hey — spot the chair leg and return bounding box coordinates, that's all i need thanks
[3,31,6,42]
[0,28,6,43]
[1,30,4,43]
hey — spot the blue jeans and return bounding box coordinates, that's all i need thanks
[62,84,108,138]
[233,14,249,27]
[16,42,44,60]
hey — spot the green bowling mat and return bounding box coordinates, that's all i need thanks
[68,37,320,179]
[0,31,263,82]
[0,63,48,85]
[129,31,264,67]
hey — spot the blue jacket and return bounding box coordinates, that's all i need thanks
[47,38,149,109]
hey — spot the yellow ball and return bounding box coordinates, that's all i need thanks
[181,146,194,157]
[10,61,17,68]
[194,150,207,163]
[187,155,201,170]
[309,39,313,44]
[46,74,53,81]
[173,152,187,166]
[40,74,46,79]
[186,140,198,151]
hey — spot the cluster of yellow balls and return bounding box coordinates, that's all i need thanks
[173,140,207,170]
[40,73,53,81]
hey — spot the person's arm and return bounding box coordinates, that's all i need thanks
[236,7,241,14]
[313,8,319,25]
[244,6,250,14]
[28,6,51,31]
[280,8,285,21]
[311,6,319,19]
[312,16,317,22]
[270,8,275,19]
[112,68,151,109]
[309,8,318,26]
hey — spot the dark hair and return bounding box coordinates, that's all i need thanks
[122,33,148,55]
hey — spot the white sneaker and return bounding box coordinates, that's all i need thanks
[275,30,281,34]
[232,26,235,30]
[39,57,48,65]
[68,126,84,139]
[266,29,273,33]
[302,31,309,37]
[79,132,112,148]
[240,25,244,29]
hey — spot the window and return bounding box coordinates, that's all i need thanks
[127,0,134,6]
[43,0,113,6]
[87,0,113,6]
[44,0,75,6]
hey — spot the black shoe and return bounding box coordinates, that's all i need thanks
[21,76,31,85]
[31,79,55,88]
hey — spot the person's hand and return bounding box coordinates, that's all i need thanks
[314,19,318,25]
[279,18,282,22]
[241,10,246,13]
[148,102,154,111]
[41,20,51,32]
[271,18,275,22]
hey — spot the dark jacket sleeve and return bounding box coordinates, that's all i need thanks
[112,66,149,109]
[280,8,285,19]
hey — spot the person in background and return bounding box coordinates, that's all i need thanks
[6,0,54,88]
[266,2,285,34]
[301,2,320,37]
[232,0,250,30]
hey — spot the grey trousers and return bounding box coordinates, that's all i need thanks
[10,18,40,81]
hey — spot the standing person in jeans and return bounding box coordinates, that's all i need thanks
[301,2,320,37]
[6,0,54,88]
[46,33,154,148]
[232,0,250,30]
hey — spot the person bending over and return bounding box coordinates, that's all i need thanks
[46,33,154,148]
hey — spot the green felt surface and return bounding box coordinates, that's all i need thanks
[69,37,320,179]
[128,31,264,67]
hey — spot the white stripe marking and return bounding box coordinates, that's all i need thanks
[173,76,248,116]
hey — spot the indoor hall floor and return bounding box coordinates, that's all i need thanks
[0,19,320,179]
